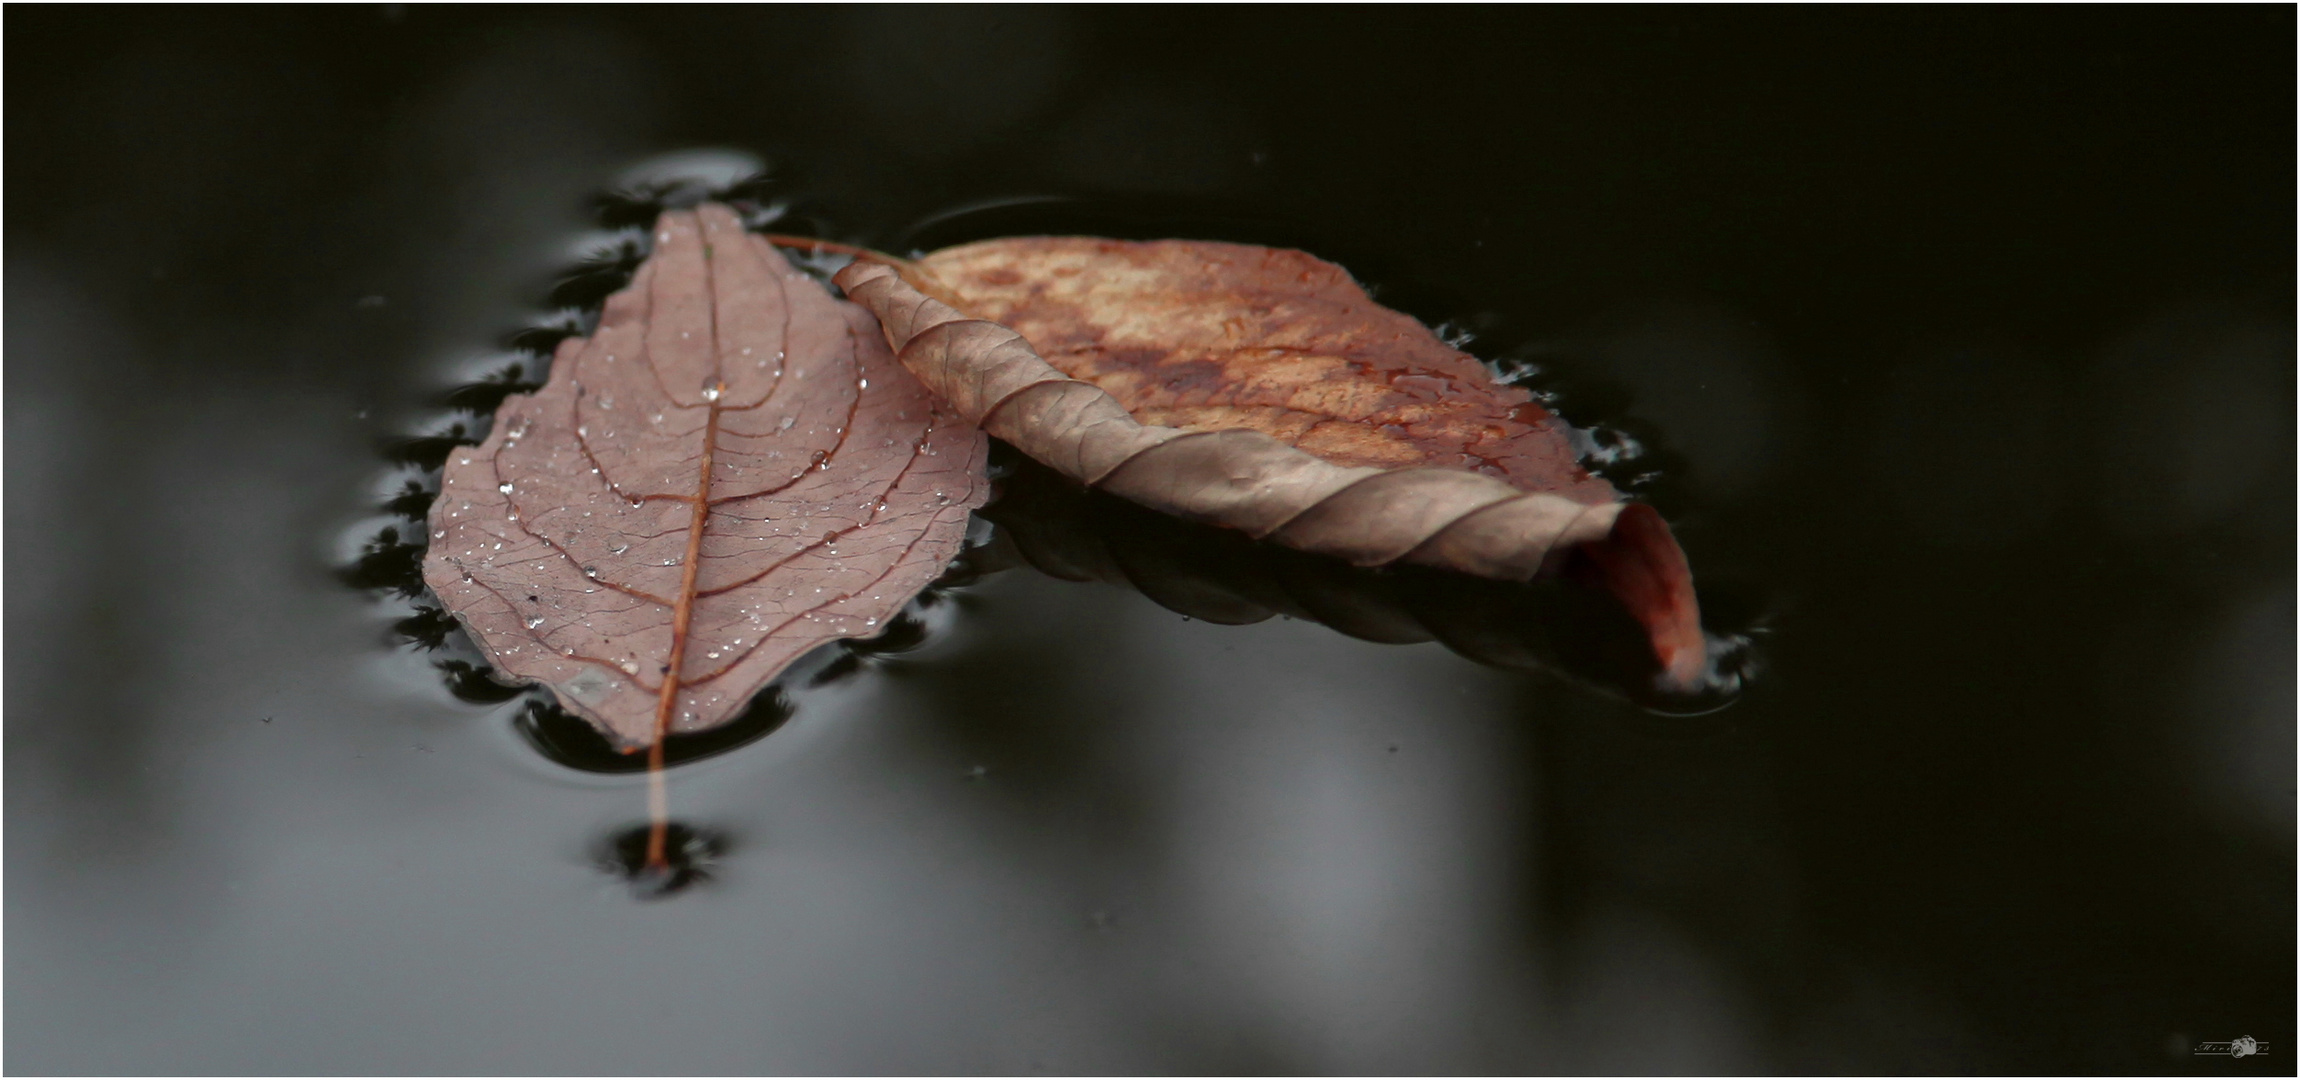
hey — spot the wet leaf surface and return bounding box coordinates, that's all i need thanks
[425,204,988,746]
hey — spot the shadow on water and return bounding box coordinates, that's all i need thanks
[512,691,793,775]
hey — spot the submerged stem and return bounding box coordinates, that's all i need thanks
[645,738,669,863]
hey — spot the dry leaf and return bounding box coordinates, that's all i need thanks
[912,237,1614,502]
[425,204,988,747]
[835,244,1706,690]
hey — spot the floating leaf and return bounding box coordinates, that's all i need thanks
[425,204,988,748]
[836,244,1707,691]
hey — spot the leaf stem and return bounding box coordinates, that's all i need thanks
[645,388,721,871]
[648,392,717,873]
[646,224,733,873]
[759,234,909,267]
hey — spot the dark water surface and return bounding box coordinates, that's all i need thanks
[8,8,2292,1074]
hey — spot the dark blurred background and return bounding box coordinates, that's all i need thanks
[7,6,2291,1074]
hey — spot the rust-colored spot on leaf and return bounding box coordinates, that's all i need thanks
[913,237,1615,501]
[425,204,988,749]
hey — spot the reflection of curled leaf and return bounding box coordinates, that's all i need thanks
[835,254,1707,690]
[979,453,1743,712]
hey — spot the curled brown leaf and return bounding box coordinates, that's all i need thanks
[836,247,1707,691]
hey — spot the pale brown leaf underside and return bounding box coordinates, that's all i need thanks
[426,205,988,746]
[837,253,1707,691]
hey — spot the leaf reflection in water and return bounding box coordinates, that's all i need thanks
[516,688,795,775]
[975,446,1753,716]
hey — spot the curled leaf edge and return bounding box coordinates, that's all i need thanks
[832,258,1709,692]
